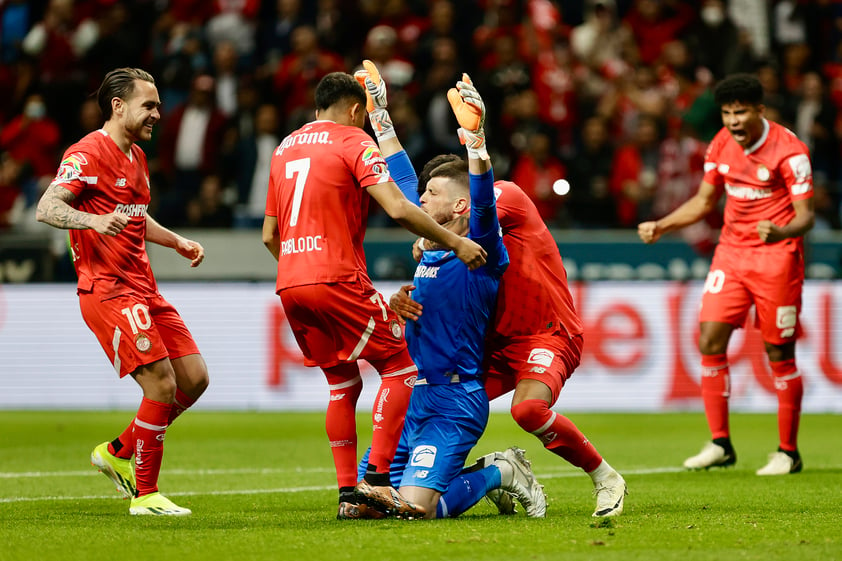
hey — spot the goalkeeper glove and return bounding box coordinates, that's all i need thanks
[354,59,396,141]
[446,73,488,160]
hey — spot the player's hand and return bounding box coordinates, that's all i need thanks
[447,73,488,158]
[354,60,395,140]
[637,221,662,244]
[454,237,487,270]
[354,59,387,113]
[757,220,784,243]
[175,237,205,267]
[92,212,130,236]
[389,284,423,324]
[411,238,425,262]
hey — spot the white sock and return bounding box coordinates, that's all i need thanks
[587,460,615,484]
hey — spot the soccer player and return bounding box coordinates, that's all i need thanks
[262,72,486,519]
[357,60,627,518]
[638,73,814,475]
[36,68,209,516]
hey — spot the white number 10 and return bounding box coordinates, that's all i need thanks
[286,158,311,227]
[120,303,151,334]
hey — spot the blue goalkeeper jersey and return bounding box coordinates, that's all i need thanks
[405,169,508,385]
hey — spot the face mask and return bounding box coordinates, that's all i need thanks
[701,6,724,26]
[24,102,46,120]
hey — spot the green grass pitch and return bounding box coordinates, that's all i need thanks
[1,411,840,561]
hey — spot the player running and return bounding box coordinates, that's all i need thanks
[638,73,814,475]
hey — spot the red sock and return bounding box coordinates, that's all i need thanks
[323,363,363,489]
[511,399,603,472]
[367,349,416,475]
[701,354,730,440]
[769,359,802,452]
[109,388,194,460]
[109,421,135,459]
[133,397,171,497]
[168,388,196,425]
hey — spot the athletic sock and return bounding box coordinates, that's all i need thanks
[437,466,502,518]
[109,422,135,460]
[323,363,363,489]
[133,397,170,496]
[713,436,734,454]
[167,388,196,425]
[511,399,603,472]
[769,358,802,452]
[701,354,730,440]
[587,459,617,484]
[367,350,416,475]
[338,486,356,504]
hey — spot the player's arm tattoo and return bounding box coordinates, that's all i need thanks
[35,182,94,230]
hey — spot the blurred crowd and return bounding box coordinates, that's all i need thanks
[2,0,842,244]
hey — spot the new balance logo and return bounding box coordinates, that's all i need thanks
[330,393,346,401]
[115,178,127,187]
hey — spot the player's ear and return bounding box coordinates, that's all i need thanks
[349,101,364,125]
[112,97,123,118]
[454,197,469,215]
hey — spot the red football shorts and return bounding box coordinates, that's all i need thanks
[79,289,199,378]
[699,243,804,345]
[280,279,408,369]
[483,332,584,403]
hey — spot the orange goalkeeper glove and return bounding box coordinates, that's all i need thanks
[447,73,488,160]
[354,59,395,141]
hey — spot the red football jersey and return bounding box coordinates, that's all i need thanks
[54,130,157,295]
[493,180,584,337]
[703,119,813,249]
[266,120,393,292]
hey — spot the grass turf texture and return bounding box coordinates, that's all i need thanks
[1,411,840,561]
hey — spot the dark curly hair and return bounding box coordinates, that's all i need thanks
[314,72,366,112]
[714,73,764,107]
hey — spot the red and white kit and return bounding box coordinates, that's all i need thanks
[54,130,198,377]
[700,119,813,343]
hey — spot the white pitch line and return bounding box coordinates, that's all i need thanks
[0,466,688,505]
[0,486,335,504]
[0,467,334,479]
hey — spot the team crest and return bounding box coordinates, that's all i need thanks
[135,333,152,352]
[389,320,402,339]
[756,164,770,182]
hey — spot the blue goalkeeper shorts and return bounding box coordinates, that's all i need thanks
[394,379,489,492]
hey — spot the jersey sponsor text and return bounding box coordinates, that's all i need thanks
[414,264,439,279]
[275,130,331,157]
[724,183,772,200]
[114,203,148,217]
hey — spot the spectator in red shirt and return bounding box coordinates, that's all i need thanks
[510,127,568,226]
[0,93,61,190]
[610,113,663,227]
[272,25,344,129]
[157,74,231,225]
[622,0,695,66]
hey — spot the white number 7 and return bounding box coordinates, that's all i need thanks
[286,158,311,227]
